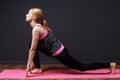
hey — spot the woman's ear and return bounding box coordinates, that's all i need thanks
[33,15,37,20]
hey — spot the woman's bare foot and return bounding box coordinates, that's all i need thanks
[29,68,43,74]
[109,62,116,74]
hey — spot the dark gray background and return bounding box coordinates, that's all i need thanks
[0,0,120,64]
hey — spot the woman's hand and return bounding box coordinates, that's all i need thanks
[25,61,35,77]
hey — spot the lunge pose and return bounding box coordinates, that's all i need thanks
[25,8,116,76]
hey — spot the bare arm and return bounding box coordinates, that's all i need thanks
[26,27,40,76]
[27,28,39,64]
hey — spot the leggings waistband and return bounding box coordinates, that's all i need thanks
[52,44,64,56]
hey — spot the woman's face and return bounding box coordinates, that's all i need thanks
[25,10,34,22]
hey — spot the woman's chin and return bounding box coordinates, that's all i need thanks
[25,19,29,22]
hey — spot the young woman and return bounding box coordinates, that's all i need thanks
[25,8,116,77]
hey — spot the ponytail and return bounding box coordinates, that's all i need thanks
[43,19,53,33]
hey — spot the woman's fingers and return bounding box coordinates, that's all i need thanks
[25,63,35,77]
[25,71,28,77]
[26,66,31,77]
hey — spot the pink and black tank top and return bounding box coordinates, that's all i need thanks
[38,30,64,57]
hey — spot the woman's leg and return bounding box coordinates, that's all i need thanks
[32,50,43,73]
[55,48,111,71]
[33,50,41,69]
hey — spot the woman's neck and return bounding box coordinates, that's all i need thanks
[30,21,38,28]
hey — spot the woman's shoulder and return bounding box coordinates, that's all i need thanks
[36,23,42,27]
[35,24,46,30]
[33,24,47,35]
[33,24,44,30]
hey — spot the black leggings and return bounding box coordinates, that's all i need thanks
[32,47,110,71]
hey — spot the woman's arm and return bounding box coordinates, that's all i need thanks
[26,27,40,76]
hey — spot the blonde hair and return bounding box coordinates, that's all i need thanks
[30,8,52,32]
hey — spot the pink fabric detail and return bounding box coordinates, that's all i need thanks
[0,69,120,78]
[39,30,48,40]
[52,44,64,56]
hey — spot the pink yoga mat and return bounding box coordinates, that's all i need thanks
[0,69,120,79]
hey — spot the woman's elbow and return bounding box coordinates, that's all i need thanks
[29,48,36,53]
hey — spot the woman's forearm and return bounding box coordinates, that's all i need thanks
[27,49,36,65]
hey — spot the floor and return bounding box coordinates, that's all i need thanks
[0,64,119,80]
